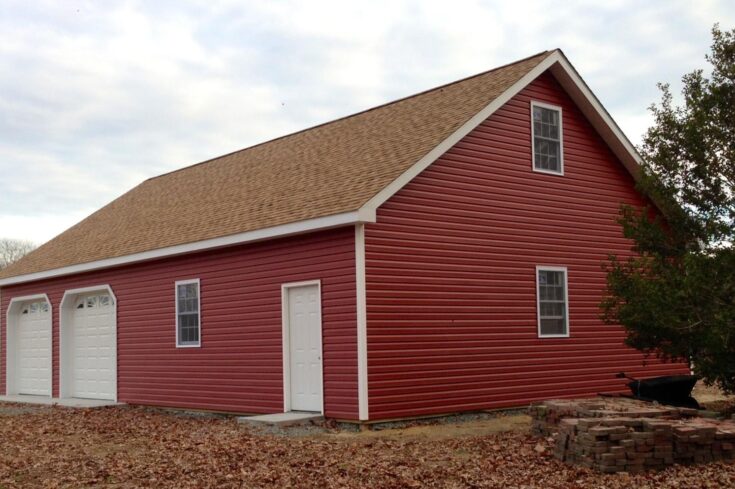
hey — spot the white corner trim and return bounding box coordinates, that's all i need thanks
[175,278,201,348]
[59,284,118,402]
[355,223,369,421]
[535,266,570,339]
[530,100,565,176]
[6,293,53,397]
[358,49,644,215]
[0,211,369,287]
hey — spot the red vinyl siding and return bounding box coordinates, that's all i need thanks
[364,72,689,420]
[0,227,358,420]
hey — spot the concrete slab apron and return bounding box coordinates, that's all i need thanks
[237,412,324,427]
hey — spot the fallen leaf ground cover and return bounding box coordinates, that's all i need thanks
[0,404,734,488]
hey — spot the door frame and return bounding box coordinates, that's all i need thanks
[59,284,118,402]
[281,279,324,414]
[5,294,53,396]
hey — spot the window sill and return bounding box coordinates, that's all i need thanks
[532,167,565,176]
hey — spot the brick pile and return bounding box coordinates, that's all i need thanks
[529,398,693,436]
[529,398,734,473]
[556,417,675,473]
[673,418,735,464]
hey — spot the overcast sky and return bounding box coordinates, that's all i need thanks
[1,1,733,245]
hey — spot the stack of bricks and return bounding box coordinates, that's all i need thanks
[529,398,735,473]
[555,417,676,473]
[672,418,735,464]
[529,398,689,436]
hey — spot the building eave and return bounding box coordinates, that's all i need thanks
[0,211,368,286]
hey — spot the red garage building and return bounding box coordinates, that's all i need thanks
[0,50,688,422]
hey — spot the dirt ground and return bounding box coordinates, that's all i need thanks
[693,382,735,411]
[1,402,735,488]
[331,412,531,440]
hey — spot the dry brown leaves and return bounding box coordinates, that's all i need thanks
[0,405,733,488]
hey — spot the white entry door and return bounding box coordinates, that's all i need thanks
[286,283,323,412]
[71,293,115,400]
[16,301,52,396]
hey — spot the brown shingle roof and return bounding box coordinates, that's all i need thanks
[0,51,552,280]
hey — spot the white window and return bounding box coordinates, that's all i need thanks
[536,266,569,337]
[176,279,201,347]
[531,102,563,174]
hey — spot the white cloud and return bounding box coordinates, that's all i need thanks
[0,210,95,245]
[1,0,734,244]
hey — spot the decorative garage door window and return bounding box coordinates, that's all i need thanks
[76,294,113,309]
[22,301,50,315]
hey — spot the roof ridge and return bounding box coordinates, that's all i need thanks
[148,50,551,182]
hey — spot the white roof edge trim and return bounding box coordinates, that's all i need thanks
[548,54,643,176]
[0,210,368,286]
[359,49,644,215]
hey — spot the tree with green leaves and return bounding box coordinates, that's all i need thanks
[602,25,735,392]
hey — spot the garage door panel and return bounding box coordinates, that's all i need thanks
[71,293,115,400]
[15,300,52,396]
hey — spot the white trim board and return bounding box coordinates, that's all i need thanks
[0,211,370,287]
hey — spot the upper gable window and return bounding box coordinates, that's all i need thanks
[531,102,564,175]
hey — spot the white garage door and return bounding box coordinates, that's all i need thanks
[16,300,52,396]
[71,293,115,400]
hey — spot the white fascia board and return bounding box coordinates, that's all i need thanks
[0,211,369,286]
[548,55,643,177]
[358,50,644,215]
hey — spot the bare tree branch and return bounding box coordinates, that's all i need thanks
[0,238,36,269]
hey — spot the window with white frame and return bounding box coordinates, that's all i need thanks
[536,267,569,337]
[531,102,563,174]
[176,279,201,347]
